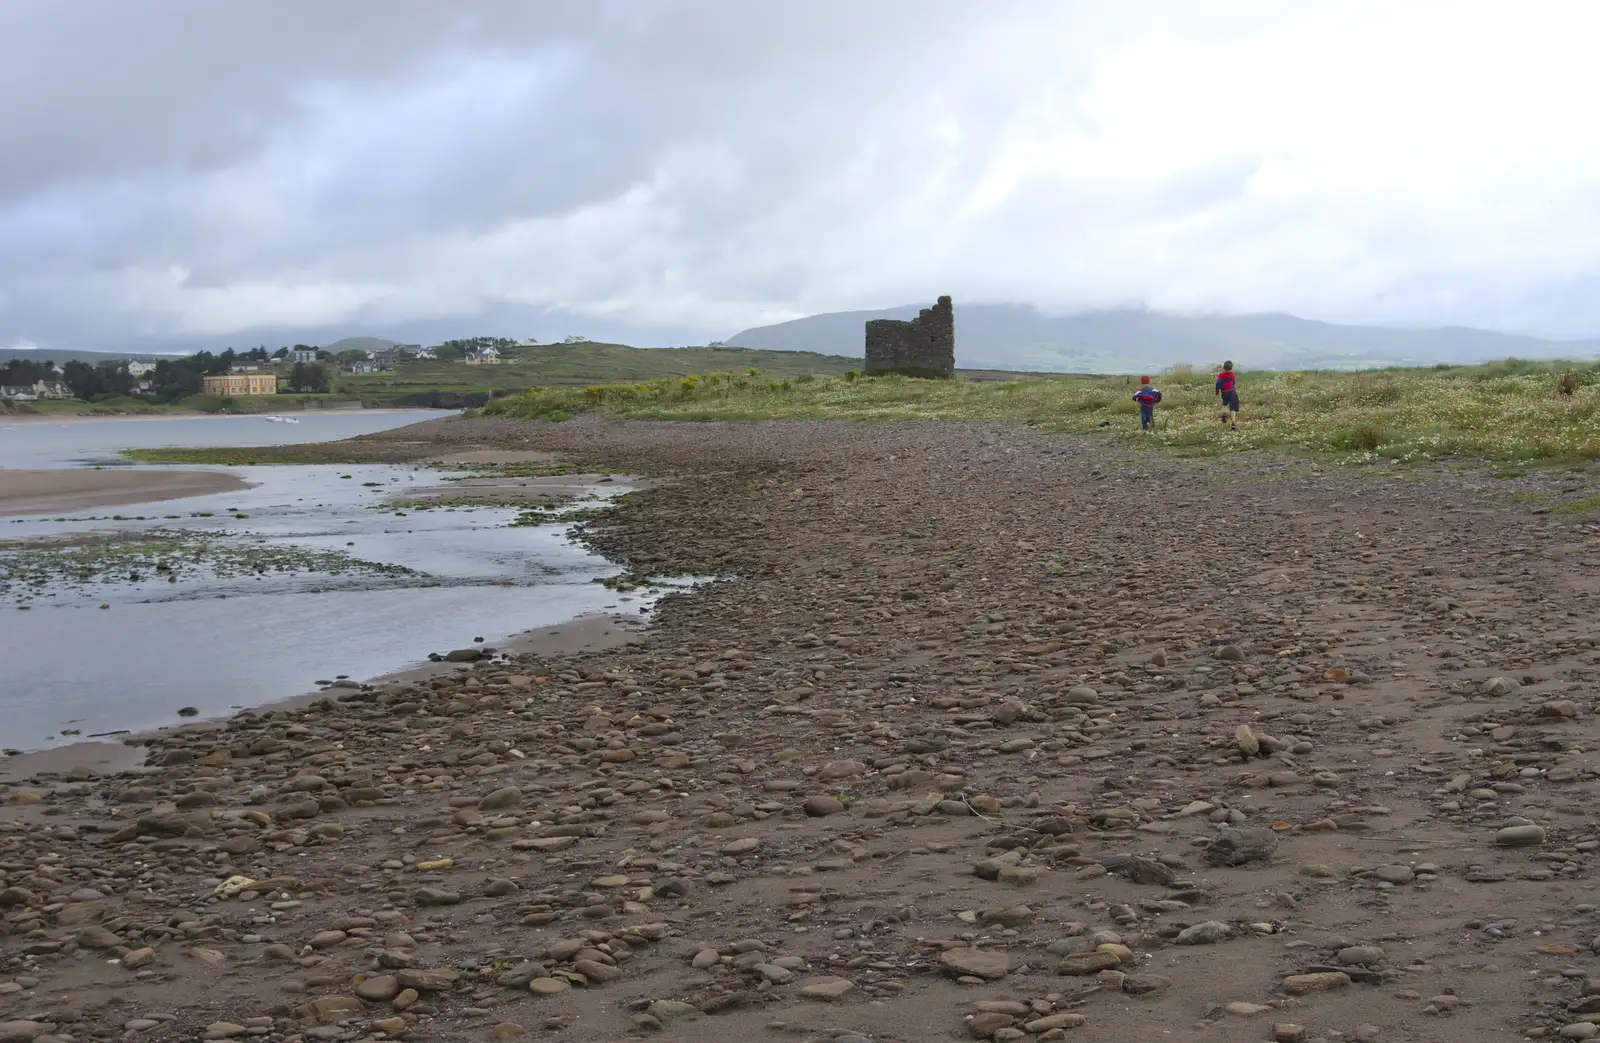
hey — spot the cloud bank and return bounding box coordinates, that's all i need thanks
[4,0,1600,354]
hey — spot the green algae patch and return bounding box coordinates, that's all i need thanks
[2,530,416,601]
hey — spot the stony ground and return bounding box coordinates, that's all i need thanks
[4,416,1600,1043]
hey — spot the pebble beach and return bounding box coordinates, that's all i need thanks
[3,414,1599,1043]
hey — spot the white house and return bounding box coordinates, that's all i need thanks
[2,381,74,401]
[126,360,157,376]
[287,347,319,364]
[463,346,502,365]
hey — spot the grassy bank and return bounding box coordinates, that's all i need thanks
[122,443,425,465]
[2,397,191,418]
[2,393,363,418]
[479,359,1600,462]
[205,393,362,414]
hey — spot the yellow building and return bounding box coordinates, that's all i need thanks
[202,373,278,396]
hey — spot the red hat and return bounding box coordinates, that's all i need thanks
[1140,375,1150,383]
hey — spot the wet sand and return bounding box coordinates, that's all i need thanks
[0,467,251,517]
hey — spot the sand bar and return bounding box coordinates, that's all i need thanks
[0,467,250,517]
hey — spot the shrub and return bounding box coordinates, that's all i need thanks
[845,370,859,382]
[1559,372,1580,397]
[1350,376,1403,405]
[1330,424,1385,451]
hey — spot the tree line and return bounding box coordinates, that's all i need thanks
[1,346,331,403]
[4,334,536,403]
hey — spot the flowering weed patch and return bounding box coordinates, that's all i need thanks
[481,361,1600,463]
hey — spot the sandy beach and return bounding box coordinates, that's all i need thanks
[0,467,250,516]
[3,414,1600,1041]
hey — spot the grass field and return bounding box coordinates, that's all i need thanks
[480,358,1600,463]
[338,342,862,398]
[337,342,1048,403]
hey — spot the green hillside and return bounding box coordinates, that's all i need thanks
[0,347,178,366]
[324,336,400,355]
[343,342,862,398]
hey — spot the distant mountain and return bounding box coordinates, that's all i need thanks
[0,346,177,366]
[323,336,399,355]
[727,303,1600,372]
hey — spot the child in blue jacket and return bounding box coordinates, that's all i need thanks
[1133,376,1162,432]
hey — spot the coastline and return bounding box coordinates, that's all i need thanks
[0,610,646,783]
[1,461,640,751]
[6,414,1590,1039]
[0,466,251,517]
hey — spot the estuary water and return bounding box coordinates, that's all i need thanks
[0,412,656,751]
[0,410,449,469]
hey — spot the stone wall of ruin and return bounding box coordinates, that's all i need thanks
[864,295,954,377]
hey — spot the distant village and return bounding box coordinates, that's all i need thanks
[0,334,607,404]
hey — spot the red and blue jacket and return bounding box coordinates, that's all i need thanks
[1133,387,1162,407]
[1216,371,1237,394]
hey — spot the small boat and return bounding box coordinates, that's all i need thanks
[262,415,300,424]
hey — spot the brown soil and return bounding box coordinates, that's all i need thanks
[3,416,1600,1043]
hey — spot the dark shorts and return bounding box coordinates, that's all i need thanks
[1221,390,1240,411]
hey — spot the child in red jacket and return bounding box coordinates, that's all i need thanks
[1216,361,1239,429]
[1133,375,1162,432]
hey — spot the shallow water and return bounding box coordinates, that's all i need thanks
[0,415,671,752]
[0,410,449,469]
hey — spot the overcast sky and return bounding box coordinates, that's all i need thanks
[5,0,1600,354]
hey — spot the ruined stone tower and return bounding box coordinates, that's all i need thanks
[864,296,954,378]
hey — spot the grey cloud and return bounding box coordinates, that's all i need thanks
[0,1,591,201]
[3,0,1600,353]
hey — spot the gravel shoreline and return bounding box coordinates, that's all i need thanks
[3,415,1599,1043]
